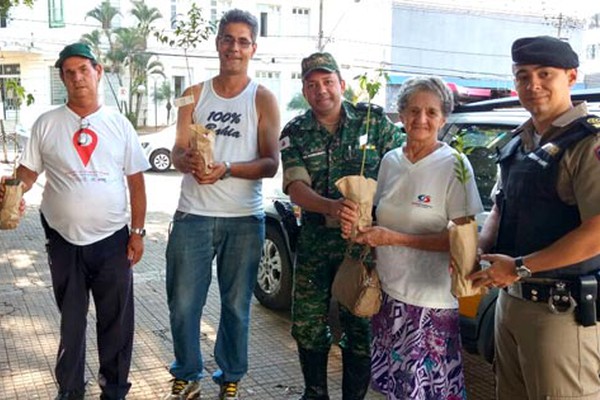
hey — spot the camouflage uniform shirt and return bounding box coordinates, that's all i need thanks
[281,101,403,200]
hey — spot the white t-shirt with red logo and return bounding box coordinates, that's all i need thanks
[374,142,483,309]
[20,105,149,245]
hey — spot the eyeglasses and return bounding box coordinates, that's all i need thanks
[218,35,254,49]
[77,118,90,146]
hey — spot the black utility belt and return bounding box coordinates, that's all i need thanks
[505,272,600,327]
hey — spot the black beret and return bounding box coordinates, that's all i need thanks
[512,36,579,69]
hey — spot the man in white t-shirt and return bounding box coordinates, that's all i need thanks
[8,43,149,400]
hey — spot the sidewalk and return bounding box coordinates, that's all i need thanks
[0,158,494,399]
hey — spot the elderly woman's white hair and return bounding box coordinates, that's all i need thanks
[396,76,454,117]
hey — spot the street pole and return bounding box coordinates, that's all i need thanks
[318,0,324,51]
[154,79,158,131]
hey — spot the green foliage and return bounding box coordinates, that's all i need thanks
[343,86,357,103]
[356,70,388,102]
[353,70,387,176]
[83,0,164,127]
[287,87,356,114]
[0,0,34,18]
[152,80,173,123]
[450,132,474,214]
[153,2,216,83]
[287,92,309,113]
[5,79,35,108]
[452,152,471,185]
[153,3,215,50]
[1,79,34,165]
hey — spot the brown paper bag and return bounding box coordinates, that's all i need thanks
[335,176,377,238]
[332,246,382,318]
[0,178,24,230]
[190,124,216,174]
[449,219,483,297]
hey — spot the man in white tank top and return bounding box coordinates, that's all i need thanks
[162,9,280,400]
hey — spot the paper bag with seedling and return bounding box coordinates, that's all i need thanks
[334,71,388,238]
[0,178,24,230]
[449,143,483,297]
[449,218,483,297]
[190,124,216,174]
[335,176,377,238]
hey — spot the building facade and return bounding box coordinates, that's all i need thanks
[0,0,394,130]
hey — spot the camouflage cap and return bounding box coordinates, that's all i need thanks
[301,52,340,79]
[55,43,97,68]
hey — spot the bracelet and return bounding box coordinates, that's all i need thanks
[221,161,232,180]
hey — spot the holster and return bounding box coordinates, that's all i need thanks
[577,275,597,327]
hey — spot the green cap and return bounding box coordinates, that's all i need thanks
[301,52,339,79]
[55,43,97,68]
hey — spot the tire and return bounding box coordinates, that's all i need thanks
[150,149,171,172]
[254,223,293,310]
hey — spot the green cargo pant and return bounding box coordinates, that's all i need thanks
[291,221,371,358]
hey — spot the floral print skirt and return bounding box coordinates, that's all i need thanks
[370,292,466,400]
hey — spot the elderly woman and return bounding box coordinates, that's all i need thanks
[341,76,483,399]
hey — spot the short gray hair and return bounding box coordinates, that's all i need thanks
[396,76,454,117]
[218,9,259,43]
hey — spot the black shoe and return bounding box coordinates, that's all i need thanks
[55,390,85,400]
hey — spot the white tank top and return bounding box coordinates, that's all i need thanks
[177,78,263,217]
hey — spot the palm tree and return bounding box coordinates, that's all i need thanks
[130,0,162,48]
[153,81,174,123]
[84,0,125,110]
[82,1,165,126]
[80,30,103,58]
[85,0,120,50]
[589,13,600,29]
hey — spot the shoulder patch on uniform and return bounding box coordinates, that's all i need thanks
[581,116,600,132]
[356,102,384,115]
[279,136,291,151]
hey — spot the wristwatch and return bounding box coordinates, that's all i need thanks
[130,227,146,237]
[221,161,232,180]
[514,256,532,279]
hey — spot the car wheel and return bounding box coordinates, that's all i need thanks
[150,149,171,172]
[254,223,293,310]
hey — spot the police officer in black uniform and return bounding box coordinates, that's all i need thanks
[470,36,600,400]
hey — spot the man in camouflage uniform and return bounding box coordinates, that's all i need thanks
[280,52,403,400]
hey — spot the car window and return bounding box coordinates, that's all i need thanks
[443,123,516,210]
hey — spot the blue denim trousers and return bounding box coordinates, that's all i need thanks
[165,211,264,383]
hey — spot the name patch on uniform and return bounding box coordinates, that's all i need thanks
[174,95,195,107]
[541,142,560,157]
[279,136,291,150]
[359,134,368,146]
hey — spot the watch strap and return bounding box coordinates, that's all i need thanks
[131,227,146,237]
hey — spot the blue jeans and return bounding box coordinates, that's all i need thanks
[166,211,264,383]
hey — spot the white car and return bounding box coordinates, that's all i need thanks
[140,124,176,172]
